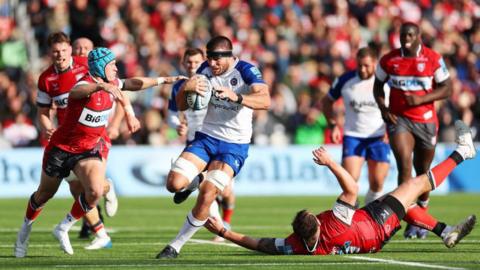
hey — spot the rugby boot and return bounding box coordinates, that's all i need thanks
[443,215,476,248]
[454,120,476,160]
[156,245,179,259]
[53,224,74,255]
[14,222,32,258]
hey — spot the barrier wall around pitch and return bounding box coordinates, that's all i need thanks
[0,144,477,198]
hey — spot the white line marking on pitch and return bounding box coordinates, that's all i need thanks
[349,256,466,270]
[53,262,379,268]
[0,238,470,270]
[190,239,467,270]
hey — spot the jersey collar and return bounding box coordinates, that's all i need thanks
[400,44,422,58]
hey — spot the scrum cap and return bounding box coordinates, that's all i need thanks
[88,47,115,80]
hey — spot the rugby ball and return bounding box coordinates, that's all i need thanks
[186,75,212,110]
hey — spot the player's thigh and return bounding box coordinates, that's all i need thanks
[387,118,416,162]
[35,170,63,203]
[412,122,437,174]
[169,148,208,182]
[74,157,105,198]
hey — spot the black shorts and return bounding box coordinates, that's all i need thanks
[363,195,406,225]
[42,146,102,179]
[387,116,437,149]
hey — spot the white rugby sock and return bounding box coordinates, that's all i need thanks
[169,211,206,252]
[58,213,78,231]
[365,189,383,205]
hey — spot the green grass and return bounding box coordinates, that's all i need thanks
[1,194,479,269]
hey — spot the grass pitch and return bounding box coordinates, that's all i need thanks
[1,194,479,269]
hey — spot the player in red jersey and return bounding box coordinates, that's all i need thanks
[205,120,476,255]
[373,22,452,239]
[35,33,118,250]
[14,47,185,257]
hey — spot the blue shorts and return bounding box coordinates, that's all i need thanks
[184,132,249,176]
[342,135,391,162]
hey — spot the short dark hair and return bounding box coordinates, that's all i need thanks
[206,36,233,52]
[400,22,420,35]
[291,210,318,241]
[183,48,204,59]
[47,32,70,47]
[356,47,376,60]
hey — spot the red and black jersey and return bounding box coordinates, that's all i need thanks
[36,56,89,125]
[375,46,450,123]
[282,202,400,255]
[48,75,121,154]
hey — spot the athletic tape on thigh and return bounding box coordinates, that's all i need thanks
[206,170,231,191]
[171,157,199,182]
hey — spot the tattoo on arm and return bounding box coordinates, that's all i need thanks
[257,238,281,255]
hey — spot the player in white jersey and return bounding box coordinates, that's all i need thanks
[157,36,271,258]
[323,47,391,205]
[166,48,237,238]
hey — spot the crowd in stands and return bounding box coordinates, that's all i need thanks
[0,0,479,148]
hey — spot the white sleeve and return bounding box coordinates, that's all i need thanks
[36,90,52,106]
[274,238,294,255]
[166,109,181,129]
[375,63,388,82]
[434,58,450,83]
[332,200,356,225]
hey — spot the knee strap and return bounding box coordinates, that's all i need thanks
[206,170,231,192]
[171,157,199,183]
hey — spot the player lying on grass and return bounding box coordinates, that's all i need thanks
[205,120,477,255]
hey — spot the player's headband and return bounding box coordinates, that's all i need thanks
[206,50,233,60]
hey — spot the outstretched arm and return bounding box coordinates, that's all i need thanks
[122,76,187,91]
[312,147,358,206]
[204,217,282,255]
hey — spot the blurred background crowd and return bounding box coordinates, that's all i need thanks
[0,0,479,148]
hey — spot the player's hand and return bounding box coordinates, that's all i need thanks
[107,125,120,140]
[204,217,224,234]
[331,125,342,144]
[176,121,188,137]
[405,94,423,106]
[44,128,56,141]
[184,76,209,96]
[160,75,189,84]
[312,147,333,167]
[214,86,235,101]
[100,82,124,102]
[380,108,397,125]
[125,114,141,133]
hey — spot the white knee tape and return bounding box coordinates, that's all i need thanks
[206,170,231,192]
[171,157,199,183]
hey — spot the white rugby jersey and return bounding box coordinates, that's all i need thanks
[196,58,266,143]
[328,71,389,138]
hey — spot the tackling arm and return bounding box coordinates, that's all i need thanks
[204,217,282,255]
[122,76,187,91]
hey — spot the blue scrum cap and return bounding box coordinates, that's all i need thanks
[88,47,115,80]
